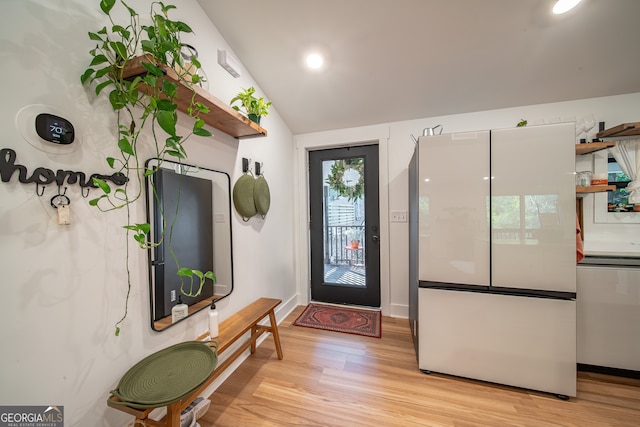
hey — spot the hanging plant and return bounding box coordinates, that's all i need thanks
[325,158,365,201]
[81,0,216,335]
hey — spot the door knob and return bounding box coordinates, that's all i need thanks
[372,235,380,242]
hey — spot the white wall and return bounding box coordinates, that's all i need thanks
[0,1,295,425]
[296,92,640,318]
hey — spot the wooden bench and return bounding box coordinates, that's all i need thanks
[107,297,283,426]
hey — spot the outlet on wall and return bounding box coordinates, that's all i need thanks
[391,210,407,222]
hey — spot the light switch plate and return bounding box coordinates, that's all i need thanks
[391,210,407,222]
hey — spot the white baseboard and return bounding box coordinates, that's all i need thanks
[389,303,408,319]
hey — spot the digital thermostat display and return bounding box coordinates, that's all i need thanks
[35,113,75,145]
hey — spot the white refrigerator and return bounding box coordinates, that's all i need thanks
[409,123,577,397]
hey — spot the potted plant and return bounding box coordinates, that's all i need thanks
[346,228,363,248]
[81,0,215,335]
[230,87,272,125]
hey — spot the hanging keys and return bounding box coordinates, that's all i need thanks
[50,190,71,225]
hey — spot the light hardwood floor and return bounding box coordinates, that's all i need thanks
[200,305,640,426]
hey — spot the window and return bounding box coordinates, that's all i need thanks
[607,154,633,212]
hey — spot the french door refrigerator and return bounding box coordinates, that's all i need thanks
[409,123,577,397]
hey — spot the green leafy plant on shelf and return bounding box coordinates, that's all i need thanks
[230,86,272,125]
[81,0,215,335]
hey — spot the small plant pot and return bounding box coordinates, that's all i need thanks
[350,240,360,249]
[248,114,260,125]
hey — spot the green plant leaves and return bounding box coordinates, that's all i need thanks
[82,0,217,336]
[177,268,217,297]
[194,102,209,114]
[121,0,136,17]
[100,0,115,15]
[156,99,177,111]
[161,79,177,98]
[109,89,128,110]
[123,223,151,247]
[156,110,177,136]
[117,138,135,156]
[230,87,271,118]
[177,267,193,277]
[172,21,193,33]
[93,177,111,194]
[193,119,211,137]
[141,61,164,77]
[90,54,109,66]
[164,135,186,159]
[80,68,94,85]
[109,41,128,60]
[88,31,104,41]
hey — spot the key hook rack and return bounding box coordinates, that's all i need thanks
[50,186,70,208]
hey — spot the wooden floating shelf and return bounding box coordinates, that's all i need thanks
[576,185,616,194]
[596,122,640,139]
[120,56,267,139]
[575,141,616,155]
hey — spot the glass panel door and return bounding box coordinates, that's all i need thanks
[309,145,380,307]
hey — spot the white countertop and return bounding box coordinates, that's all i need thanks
[583,240,640,258]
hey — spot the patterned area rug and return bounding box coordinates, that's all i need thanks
[293,303,381,338]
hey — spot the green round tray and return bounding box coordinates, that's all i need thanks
[110,341,218,408]
[254,175,271,218]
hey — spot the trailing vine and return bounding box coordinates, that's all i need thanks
[81,0,216,335]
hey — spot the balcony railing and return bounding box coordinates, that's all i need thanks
[324,225,365,266]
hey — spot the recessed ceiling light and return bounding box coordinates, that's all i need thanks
[305,53,324,70]
[552,0,582,14]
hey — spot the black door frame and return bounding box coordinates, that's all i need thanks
[308,145,381,307]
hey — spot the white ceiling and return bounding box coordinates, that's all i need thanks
[198,0,640,135]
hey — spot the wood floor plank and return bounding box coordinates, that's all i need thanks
[199,306,640,427]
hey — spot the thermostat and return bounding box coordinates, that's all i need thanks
[15,104,81,154]
[35,113,75,145]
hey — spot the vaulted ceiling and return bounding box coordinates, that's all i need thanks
[199,0,640,134]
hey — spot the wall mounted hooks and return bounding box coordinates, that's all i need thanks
[242,157,251,174]
[50,193,70,208]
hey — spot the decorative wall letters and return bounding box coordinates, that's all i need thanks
[0,148,127,196]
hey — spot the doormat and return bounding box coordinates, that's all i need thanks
[293,303,381,338]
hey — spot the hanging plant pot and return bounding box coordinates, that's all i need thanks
[248,114,260,125]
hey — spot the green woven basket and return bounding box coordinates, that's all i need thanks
[110,341,218,409]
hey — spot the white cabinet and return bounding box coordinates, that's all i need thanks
[577,265,640,371]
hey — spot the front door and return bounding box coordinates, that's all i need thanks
[309,145,380,307]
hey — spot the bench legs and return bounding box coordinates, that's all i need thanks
[250,309,284,360]
[268,309,284,360]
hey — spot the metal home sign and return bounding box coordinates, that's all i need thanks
[0,406,64,427]
[0,148,127,196]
